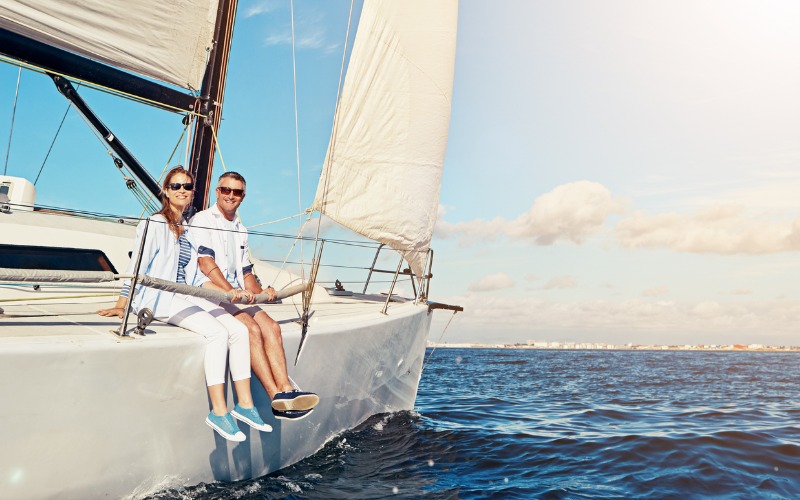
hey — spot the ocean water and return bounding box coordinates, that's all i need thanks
[151,348,800,499]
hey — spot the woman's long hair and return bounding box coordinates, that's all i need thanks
[158,166,194,239]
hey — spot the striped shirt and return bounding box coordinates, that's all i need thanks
[175,231,191,284]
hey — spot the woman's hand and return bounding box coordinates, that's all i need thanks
[97,307,125,318]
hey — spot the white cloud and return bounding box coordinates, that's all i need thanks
[436,181,628,246]
[260,9,340,53]
[616,204,800,254]
[543,276,577,290]
[642,286,668,297]
[244,1,278,18]
[468,272,516,292]
[435,294,800,345]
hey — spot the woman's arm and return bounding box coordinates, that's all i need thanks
[97,295,128,318]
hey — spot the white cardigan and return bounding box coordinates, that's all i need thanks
[122,214,206,319]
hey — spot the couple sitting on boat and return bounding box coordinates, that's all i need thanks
[98,166,318,442]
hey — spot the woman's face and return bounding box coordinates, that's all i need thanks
[164,172,194,212]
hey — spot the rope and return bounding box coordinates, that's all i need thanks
[421,310,460,373]
[246,208,312,229]
[3,67,21,175]
[0,293,118,303]
[209,123,228,173]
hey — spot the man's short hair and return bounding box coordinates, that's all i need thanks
[218,171,246,187]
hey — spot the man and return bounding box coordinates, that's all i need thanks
[189,171,319,420]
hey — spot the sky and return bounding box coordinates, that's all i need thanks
[1,1,800,346]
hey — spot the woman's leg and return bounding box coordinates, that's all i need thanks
[167,296,231,415]
[186,298,256,408]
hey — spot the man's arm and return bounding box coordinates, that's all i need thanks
[197,255,252,304]
[198,255,234,291]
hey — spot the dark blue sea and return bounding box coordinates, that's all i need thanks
[150,348,800,499]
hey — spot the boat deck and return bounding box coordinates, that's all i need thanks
[0,291,409,346]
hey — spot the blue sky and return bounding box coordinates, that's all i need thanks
[2,1,800,346]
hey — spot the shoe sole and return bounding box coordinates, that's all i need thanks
[231,410,273,432]
[271,393,320,412]
[205,417,246,442]
[274,408,314,421]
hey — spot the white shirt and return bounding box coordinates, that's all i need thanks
[188,203,254,290]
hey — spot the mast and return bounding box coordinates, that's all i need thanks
[188,0,238,213]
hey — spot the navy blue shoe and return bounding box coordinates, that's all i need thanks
[272,407,314,421]
[271,390,319,412]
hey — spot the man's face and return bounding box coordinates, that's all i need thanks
[215,177,246,218]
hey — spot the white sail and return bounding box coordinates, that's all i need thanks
[312,0,458,279]
[0,0,219,90]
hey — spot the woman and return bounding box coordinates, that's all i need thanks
[98,166,271,442]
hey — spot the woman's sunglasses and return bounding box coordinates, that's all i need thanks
[167,182,194,191]
[218,186,245,197]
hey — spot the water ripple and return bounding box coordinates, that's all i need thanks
[150,349,800,499]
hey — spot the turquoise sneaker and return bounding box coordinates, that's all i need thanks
[231,404,273,432]
[205,411,246,442]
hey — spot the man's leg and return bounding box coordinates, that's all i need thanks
[251,309,293,394]
[231,309,283,399]
[245,307,319,412]
[216,301,281,399]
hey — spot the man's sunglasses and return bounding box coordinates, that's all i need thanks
[218,186,245,197]
[167,182,194,191]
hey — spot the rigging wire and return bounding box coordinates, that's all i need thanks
[137,120,191,220]
[421,310,460,373]
[307,0,355,271]
[34,88,76,185]
[3,67,22,175]
[71,109,157,212]
[289,0,306,282]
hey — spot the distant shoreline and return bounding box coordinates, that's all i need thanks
[427,343,800,352]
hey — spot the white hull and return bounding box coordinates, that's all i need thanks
[0,211,433,499]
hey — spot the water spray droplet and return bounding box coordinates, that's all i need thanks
[504,477,509,483]
[428,460,434,467]
[392,486,399,494]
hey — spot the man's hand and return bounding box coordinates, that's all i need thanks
[232,288,256,304]
[264,286,276,302]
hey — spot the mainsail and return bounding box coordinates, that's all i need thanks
[0,0,218,90]
[312,0,458,279]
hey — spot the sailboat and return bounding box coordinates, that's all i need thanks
[0,0,459,498]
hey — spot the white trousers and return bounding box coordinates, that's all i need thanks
[167,295,251,386]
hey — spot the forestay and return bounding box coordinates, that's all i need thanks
[312,0,458,279]
[0,0,218,90]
